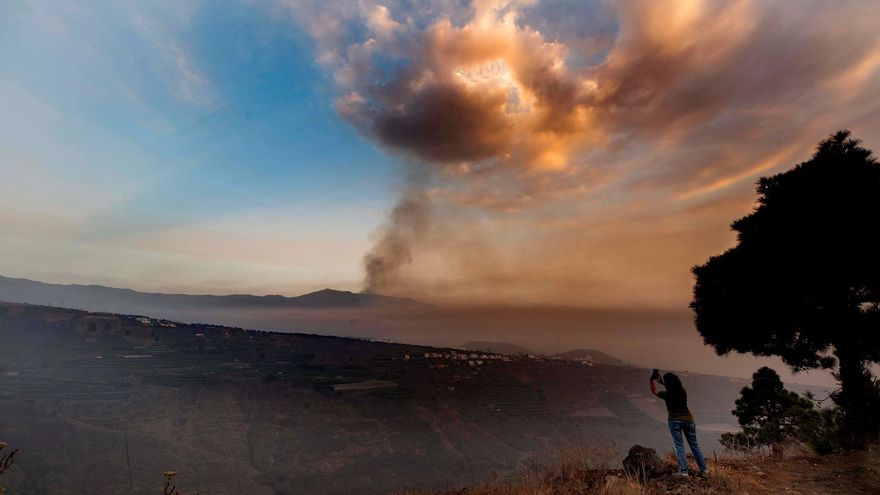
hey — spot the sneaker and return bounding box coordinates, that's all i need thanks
[673,472,689,478]
[697,470,709,479]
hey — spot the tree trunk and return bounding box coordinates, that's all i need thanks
[833,345,875,448]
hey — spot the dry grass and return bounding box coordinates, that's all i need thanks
[399,444,749,495]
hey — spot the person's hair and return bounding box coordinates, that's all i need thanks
[663,372,686,399]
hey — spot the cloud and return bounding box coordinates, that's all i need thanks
[165,42,217,108]
[325,1,602,172]
[284,0,880,305]
[128,0,218,108]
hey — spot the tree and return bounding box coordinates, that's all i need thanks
[721,367,816,455]
[691,130,880,448]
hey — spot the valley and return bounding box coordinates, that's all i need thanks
[0,302,820,494]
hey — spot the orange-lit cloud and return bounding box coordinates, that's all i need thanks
[326,1,601,173]
[284,0,880,306]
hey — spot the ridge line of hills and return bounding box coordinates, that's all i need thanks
[0,276,630,365]
[0,275,433,310]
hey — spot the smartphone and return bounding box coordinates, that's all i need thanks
[651,368,660,380]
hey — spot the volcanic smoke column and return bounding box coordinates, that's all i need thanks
[285,0,880,298]
[317,1,602,293]
[363,191,429,294]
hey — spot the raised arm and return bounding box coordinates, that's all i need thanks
[649,376,661,397]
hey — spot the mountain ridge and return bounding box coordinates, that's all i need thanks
[0,275,433,311]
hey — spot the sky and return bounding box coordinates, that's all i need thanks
[2,0,880,310]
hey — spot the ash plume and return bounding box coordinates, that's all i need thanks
[283,0,880,305]
[363,191,429,294]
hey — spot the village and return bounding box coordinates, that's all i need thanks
[413,350,596,368]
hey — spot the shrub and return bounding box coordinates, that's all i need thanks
[722,367,820,456]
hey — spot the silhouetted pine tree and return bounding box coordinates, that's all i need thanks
[692,130,880,448]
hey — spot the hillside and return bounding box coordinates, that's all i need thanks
[0,277,805,390]
[0,302,830,494]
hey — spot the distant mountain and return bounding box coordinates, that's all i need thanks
[462,341,532,355]
[554,349,624,366]
[0,275,432,314]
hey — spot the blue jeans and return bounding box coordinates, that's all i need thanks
[668,420,707,474]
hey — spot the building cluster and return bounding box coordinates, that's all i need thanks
[426,351,511,361]
[413,351,520,368]
[575,357,595,367]
[134,316,177,328]
[400,350,595,369]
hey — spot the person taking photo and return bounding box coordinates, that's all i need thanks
[650,370,709,478]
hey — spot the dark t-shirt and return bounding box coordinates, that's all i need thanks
[657,389,694,422]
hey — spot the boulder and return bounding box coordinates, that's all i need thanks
[622,445,670,480]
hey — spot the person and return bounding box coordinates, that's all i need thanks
[650,371,708,478]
